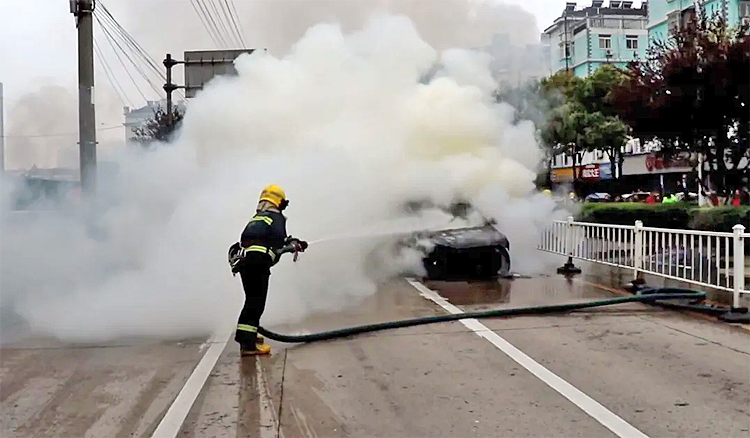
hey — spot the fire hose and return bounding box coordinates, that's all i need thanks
[258,288,707,343]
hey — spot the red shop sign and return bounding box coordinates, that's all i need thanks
[581,164,600,180]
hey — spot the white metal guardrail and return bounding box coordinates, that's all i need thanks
[539,217,748,308]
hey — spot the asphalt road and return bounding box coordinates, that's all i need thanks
[0,337,206,438]
[181,276,750,438]
[2,275,749,438]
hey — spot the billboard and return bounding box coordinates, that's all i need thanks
[183,49,259,98]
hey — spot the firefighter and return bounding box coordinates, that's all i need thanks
[228,184,308,356]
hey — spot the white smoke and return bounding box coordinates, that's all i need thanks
[1,13,564,343]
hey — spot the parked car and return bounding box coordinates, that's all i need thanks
[585,192,611,203]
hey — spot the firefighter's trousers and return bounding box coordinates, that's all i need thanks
[235,255,271,348]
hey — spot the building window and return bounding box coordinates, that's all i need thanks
[667,11,680,34]
[626,35,638,50]
[559,42,572,59]
[741,2,750,20]
[623,19,644,30]
[669,7,696,35]
[599,34,612,49]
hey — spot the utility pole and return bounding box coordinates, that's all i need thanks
[71,0,97,196]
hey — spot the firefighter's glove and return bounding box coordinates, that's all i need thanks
[288,238,308,253]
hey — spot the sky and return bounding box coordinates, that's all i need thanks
[0,0,643,169]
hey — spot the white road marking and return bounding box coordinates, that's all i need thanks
[150,332,229,438]
[256,356,284,438]
[406,278,650,438]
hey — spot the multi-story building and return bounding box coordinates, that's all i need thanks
[648,0,750,41]
[542,1,749,196]
[541,1,649,78]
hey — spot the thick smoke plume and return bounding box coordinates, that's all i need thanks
[3,84,126,170]
[1,13,563,343]
[115,0,540,56]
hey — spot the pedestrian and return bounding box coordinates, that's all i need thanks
[227,184,308,356]
[662,193,679,204]
[645,191,658,204]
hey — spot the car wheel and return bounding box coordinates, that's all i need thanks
[496,246,511,276]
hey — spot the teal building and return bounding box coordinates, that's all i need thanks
[541,1,650,78]
[647,0,750,42]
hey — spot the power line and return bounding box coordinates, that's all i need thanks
[94,13,156,104]
[206,0,235,46]
[4,125,123,139]
[97,2,165,81]
[217,0,243,47]
[190,0,221,47]
[95,14,161,84]
[95,2,185,101]
[94,37,133,108]
[227,0,246,47]
[197,0,230,47]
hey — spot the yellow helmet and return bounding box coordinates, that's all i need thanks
[259,184,287,209]
[542,189,552,197]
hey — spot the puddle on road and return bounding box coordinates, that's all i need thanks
[424,275,614,308]
[424,279,513,305]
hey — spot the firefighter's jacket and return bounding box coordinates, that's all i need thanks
[239,210,288,265]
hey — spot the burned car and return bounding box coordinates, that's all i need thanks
[397,200,512,280]
[406,224,511,280]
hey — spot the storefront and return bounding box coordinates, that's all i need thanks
[550,167,574,184]
[551,163,614,195]
[620,152,698,195]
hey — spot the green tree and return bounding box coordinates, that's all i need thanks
[497,68,630,188]
[130,106,185,146]
[611,9,750,197]
[574,65,630,179]
[536,68,629,183]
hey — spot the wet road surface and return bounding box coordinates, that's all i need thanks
[0,337,207,438]
[2,273,748,437]
[179,276,750,438]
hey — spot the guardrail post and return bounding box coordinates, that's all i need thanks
[633,220,644,282]
[557,216,582,275]
[732,224,746,309]
[566,216,574,258]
